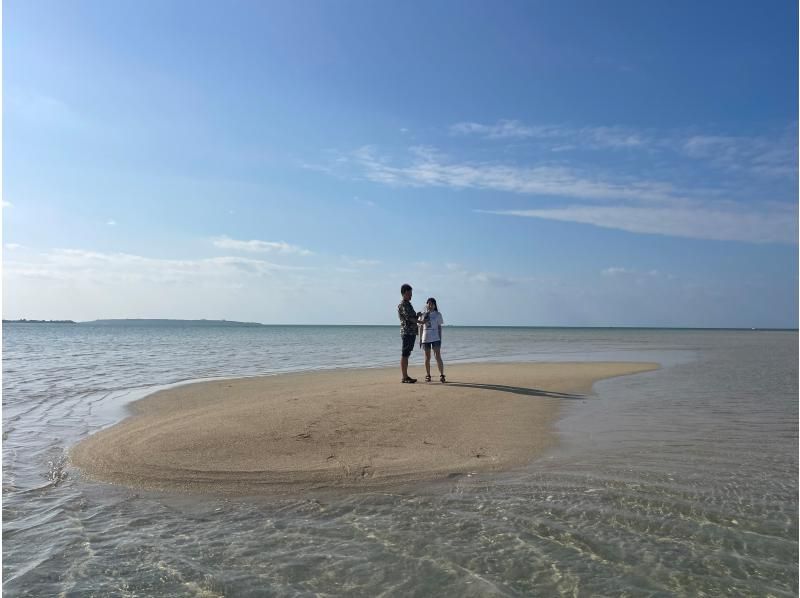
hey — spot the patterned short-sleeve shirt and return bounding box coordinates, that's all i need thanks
[397,300,418,336]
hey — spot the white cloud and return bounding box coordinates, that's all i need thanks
[450,120,548,139]
[354,197,376,208]
[4,248,307,285]
[2,201,13,209]
[602,267,663,278]
[432,262,532,288]
[347,145,677,203]
[342,256,381,267]
[330,139,796,245]
[683,133,798,178]
[483,203,798,244]
[602,267,635,276]
[107,220,117,226]
[4,243,24,250]
[7,91,84,129]
[450,120,797,178]
[586,126,644,148]
[212,236,313,255]
[450,120,647,149]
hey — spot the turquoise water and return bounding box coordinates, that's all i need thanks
[3,324,797,596]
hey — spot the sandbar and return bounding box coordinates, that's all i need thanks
[70,362,658,495]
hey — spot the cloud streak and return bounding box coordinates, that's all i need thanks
[450,119,797,179]
[348,145,678,203]
[327,127,797,245]
[481,203,798,244]
[682,133,798,178]
[450,120,646,148]
[212,236,313,255]
[5,249,307,284]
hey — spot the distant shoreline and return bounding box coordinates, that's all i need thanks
[2,319,796,332]
[80,318,266,327]
[3,318,264,327]
[2,319,77,324]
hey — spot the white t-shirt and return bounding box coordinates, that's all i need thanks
[420,311,444,343]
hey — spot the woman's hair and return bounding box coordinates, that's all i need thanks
[426,297,438,311]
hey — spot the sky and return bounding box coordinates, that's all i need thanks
[3,0,798,327]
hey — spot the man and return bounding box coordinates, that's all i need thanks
[397,283,418,383]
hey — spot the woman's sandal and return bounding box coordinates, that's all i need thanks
[402,376,417,384]
[440,374,447,383]
[425,375,432,382]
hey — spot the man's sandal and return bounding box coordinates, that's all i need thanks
[402,377,417,384]
[440,374,447,383]
[425,375,432,382]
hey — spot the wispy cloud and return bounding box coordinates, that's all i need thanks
[450,120,646,148]
[345,145,677,203]
[451,120,797,178]
[322,121,796,245]
[5,249,309,287]
[2,201,13,209]
[212,236,313,255]
[482,203,798,244]
[106,220,117,226]
[601,266,664,278]
[682,132,798,178]
[4,243,24,251]
[341,255,381,268]
[450,120,549,139]
[6,90,84,129]
[442,262,533,287]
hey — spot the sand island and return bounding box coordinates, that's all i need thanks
[70,362,658,495]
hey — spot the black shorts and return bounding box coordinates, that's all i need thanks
[401,334,416,357]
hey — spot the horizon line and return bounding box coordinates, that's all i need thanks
[3,319,796,331]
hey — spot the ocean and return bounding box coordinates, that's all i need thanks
[2,323,797,596]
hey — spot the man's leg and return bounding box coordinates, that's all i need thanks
[400,335,416,381]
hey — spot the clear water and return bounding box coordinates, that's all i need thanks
[2,324,797,596]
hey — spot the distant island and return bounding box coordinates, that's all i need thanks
[80,319,266,327]
[3,319,77,324]
[3,318,266,327]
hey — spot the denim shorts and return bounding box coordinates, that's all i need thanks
[422,340,441,350]
[401,334,416,357]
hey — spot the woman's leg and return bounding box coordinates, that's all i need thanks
[424,346,432,377]
[433,346,444,375]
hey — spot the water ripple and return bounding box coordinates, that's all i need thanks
[2,324,797,597]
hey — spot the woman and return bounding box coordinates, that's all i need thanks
[418,297,446,383]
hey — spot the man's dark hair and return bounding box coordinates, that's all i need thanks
[400,283,412,295]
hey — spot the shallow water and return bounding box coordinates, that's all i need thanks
[3,324,797,596]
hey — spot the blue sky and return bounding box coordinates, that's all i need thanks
[3,0,798,327]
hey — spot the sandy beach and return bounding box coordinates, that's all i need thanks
[70,362,658,495]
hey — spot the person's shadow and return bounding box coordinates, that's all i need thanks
[443,382,585,400]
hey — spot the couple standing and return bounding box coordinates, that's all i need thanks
[397,283,446,384]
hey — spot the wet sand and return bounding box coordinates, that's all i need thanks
[70,362,658,495]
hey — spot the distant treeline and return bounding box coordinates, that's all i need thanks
[3,319,77,324]
[3,318,266,326]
